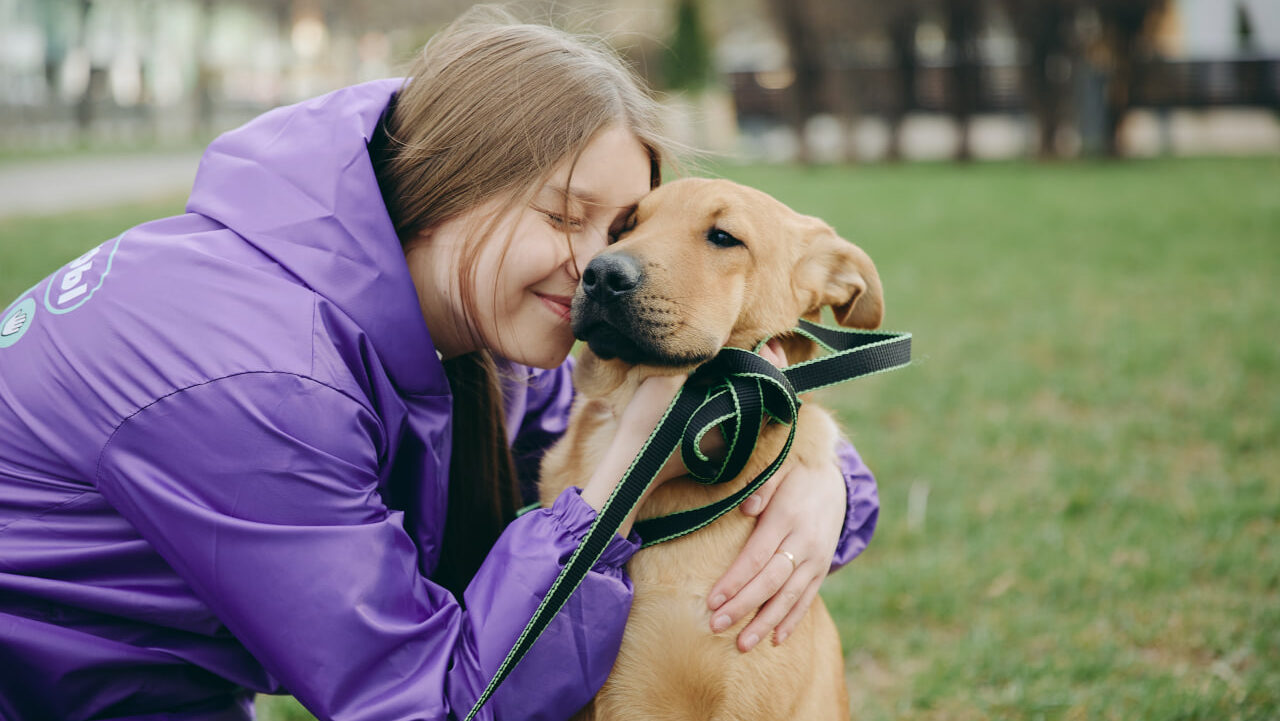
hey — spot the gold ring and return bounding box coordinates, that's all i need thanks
[779,550,797,569]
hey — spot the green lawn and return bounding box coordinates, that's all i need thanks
[1,157,1276,720]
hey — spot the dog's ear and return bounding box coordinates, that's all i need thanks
[795,226,884,330]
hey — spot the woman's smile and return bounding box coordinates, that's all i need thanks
[536,291,574,322]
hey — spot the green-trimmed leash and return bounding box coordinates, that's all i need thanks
[463,320,911,720]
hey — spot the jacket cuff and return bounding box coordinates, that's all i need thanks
[546,487,642,571]
[831,439,880,571]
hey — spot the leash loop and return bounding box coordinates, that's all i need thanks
[679,349,799,487]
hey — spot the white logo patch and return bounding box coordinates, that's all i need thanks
[0,298,36,348]
[2,308,27,336]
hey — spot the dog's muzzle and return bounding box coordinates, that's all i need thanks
[573,252,720,367]
[572,253,655,364]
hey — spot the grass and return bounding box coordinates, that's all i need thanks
[1,157,1276,719]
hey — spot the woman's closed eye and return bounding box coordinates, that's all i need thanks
[539,209,586,232]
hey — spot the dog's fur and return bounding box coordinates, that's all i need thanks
[538,178,884,720]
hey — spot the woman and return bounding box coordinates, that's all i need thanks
[0,10,879,721]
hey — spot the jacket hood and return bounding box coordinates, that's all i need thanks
[186,79,445,395]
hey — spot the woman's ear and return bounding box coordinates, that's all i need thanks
[796,228,884,330]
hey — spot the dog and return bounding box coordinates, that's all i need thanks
[537,177,884,720]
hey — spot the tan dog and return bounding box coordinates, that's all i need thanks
[538,177,884,720]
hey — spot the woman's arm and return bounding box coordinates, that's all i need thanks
[96,372,637,721]
[704,341,881,651]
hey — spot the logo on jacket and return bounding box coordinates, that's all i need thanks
[43,234,123,315]
[0,298,36,348]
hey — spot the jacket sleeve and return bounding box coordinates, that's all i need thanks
[94,372,636,721]
[830,437,880,571]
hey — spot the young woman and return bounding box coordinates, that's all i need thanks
[0,10,879,721]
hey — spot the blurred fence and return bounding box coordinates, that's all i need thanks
[730,58,1280,121]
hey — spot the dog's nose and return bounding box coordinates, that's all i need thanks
[582,253,642,304]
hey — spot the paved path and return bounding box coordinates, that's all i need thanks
[0,151,203,219]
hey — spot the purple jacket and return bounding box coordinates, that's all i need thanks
[0,80,879,721]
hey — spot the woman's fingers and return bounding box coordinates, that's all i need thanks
[736,559,820,651]
[739,461,787,516]
[740,338,788,517]
[709,484,798,624]
[771,576,824,646]
[709,542,795,635]
[757,337,787,368]
[709,540,824,652]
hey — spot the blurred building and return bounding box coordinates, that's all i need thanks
[0,0,408,149]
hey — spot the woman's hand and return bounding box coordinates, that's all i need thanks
[579,373,687,534]
[705,340,848,651]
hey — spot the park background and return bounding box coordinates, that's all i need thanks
[0,0,1276,719]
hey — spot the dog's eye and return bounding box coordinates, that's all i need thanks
[706,227,743,249]
[609,212,637,244]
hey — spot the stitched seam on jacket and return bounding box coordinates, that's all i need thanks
[93,370,383,488]
[0,489,92,536]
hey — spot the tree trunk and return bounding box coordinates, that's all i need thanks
[947,0,980,162]
[1099,1,1164,158]
[768,0,824,164]
[1103,44,1132,157]
[193,0,216,138]
[1024,2,1072,159]
[887,9,918,162]
[72,0,93,146]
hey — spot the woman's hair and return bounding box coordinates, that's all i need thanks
[370,6,674,599]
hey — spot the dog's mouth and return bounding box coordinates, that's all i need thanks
[571,291,716,368]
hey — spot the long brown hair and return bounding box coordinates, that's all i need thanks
[371,6,672,599]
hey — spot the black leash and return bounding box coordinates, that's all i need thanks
[463,320,910,720]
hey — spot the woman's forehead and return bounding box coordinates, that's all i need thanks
[547,128,650,210]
